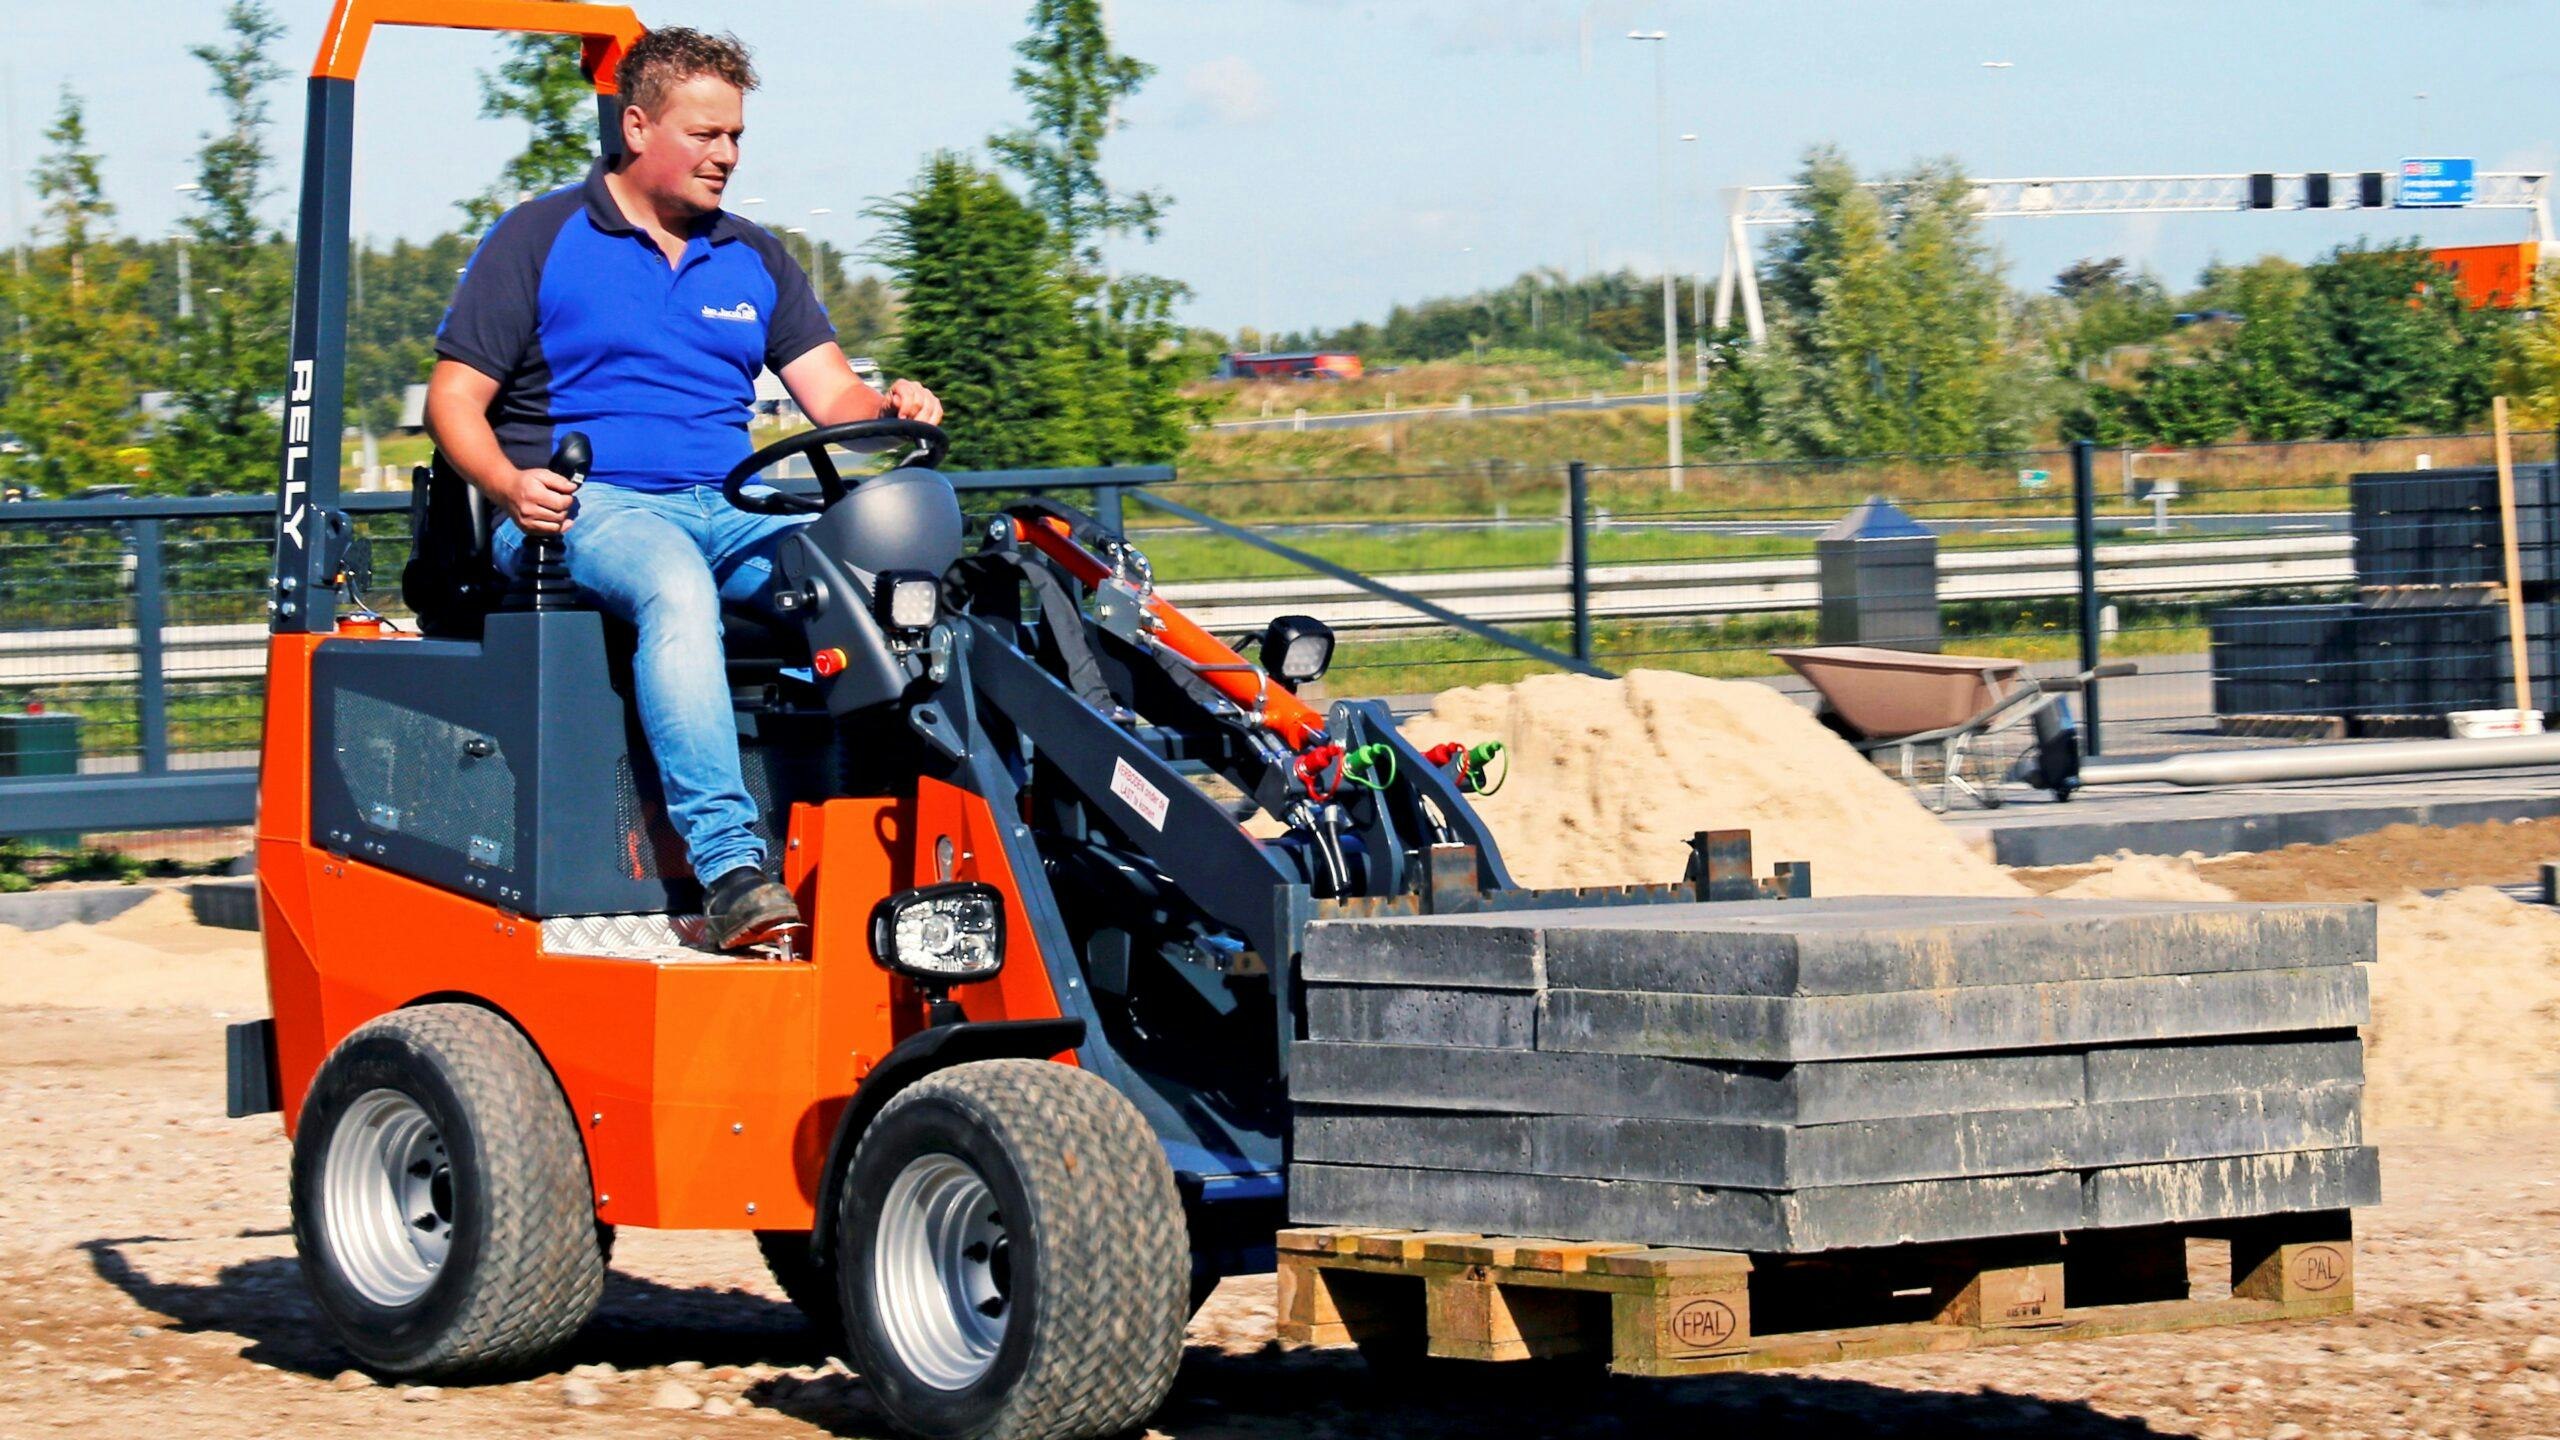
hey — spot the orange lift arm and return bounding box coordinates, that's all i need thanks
[1011,516,1329,750]
[272,3,647,634]
[313,1,646,82]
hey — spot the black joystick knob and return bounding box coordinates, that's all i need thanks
[516,431,590,611]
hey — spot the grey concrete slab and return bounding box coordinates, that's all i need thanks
[1290,1162,2087,1253]
[1539,900,2375,996]
[1304,985,1537,1049]
[1539,965,2370,1063]
[1293,1086,2362,1191]
[2084,1036,2366,1102]
[2084,1147,2382,1229]
[1309,896,2373,998]
[1289,1042,2085,1124]
[1301,921,1543,990]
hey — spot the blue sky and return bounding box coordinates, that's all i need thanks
[6,1,2554,335]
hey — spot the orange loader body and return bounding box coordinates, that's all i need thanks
[257,625,1070,1231]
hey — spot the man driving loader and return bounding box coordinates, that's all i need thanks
[425,27,941,948]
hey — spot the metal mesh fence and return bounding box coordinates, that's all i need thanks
[7,429,2559,859]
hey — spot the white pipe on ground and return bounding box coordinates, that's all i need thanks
[2079,733,2560,788]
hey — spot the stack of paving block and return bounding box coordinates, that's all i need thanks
[1290,894,2377,1254]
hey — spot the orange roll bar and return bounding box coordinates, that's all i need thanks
[1012,518,1328,750]
[313,0,647,84]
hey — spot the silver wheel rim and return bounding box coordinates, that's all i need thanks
[322,1089,455,1308]
[872,1153,1011,1390]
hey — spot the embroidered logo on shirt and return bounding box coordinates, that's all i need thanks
[700,301,760,323]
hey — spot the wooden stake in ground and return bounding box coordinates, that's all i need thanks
[2495,395,2533,718]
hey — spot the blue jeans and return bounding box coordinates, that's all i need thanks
[494,483,809,885]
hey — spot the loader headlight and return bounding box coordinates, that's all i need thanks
[873,571,941,633]
[870,881,1006,983]
[1260,615,1335,686]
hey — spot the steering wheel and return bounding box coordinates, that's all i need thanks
[721,418,951,515]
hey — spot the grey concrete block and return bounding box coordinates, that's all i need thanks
[1289,1162,2087,1253]
[1301,919,1542,989]
[1542,899,2375,995]
[2084,1036,2365,1103]
[1304,985,1536,1049]
[1288,1041,2084,1124]
[1539,966,2370,1063]
[1293,1086,2362,1191]
[2084,1147,2381,1229]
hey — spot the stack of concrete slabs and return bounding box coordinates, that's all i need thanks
[1289,894,2378,1253]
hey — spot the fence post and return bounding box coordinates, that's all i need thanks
[2071,439,2103,755]
[1567,461,1594,664]
[1092,482,1125,539]
[131,518,170,776]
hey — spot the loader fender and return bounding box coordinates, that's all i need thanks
[805,1017,1088,1262]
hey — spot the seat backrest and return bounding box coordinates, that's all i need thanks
[400,454,505,637]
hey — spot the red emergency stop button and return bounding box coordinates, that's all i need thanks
[813,647,848,677]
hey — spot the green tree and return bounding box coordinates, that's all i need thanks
[152,1,292,495]
[987,0,1162,261]
[2305,241,2502,438]
[870,153,1082,471]
[986,0,1190,463]
[1699,148,2025,459]
[461,28,597,234]
[1,91,155,493]
[2504,271,2560,428]
[2214,259,2326,440]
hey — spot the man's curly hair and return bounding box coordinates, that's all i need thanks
[616,27,759,116]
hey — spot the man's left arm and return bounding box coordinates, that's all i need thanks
[779,343,944,428]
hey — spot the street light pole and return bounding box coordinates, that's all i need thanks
[1632,30,1682,492]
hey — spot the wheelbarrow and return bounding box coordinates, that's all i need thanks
[1771,645,2138,811]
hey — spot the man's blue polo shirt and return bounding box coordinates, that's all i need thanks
[435,159,834,492]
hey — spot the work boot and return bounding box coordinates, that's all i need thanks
[704,865,801,950]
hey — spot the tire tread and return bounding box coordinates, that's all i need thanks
[861,1059,1186,1440]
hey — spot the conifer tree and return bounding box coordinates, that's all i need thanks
[870,154,1082,471]
[153,0,292,495]
[0,91,154,494]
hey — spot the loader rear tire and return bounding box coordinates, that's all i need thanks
[290,1004,603,1378]
[836,1059,1186,1440]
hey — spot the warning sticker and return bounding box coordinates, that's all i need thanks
[1109,756,1170,831]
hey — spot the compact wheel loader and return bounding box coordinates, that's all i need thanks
[238,6,1798,1436]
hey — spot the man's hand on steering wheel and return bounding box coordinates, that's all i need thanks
[881,378,943,427]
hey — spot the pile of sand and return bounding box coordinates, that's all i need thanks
[1406,670,2024,897]
[0,887,263,1012]
[2365,887,2560,1131]
[2048,852,2238,903]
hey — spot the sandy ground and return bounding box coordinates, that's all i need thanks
[7,804,2560,1435]
[3,997,2557,1439]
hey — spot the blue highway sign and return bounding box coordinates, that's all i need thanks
[2396,157,2476,208]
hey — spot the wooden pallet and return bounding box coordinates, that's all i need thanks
[2215,713,2349,740]
[1276,1213,2354,1378]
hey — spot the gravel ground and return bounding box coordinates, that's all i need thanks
[3,1005,2556,1438]
[10,811,2560,1437]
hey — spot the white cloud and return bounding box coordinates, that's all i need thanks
[1179,55,1277,126]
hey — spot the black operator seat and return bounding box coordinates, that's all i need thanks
[399,454,808,666]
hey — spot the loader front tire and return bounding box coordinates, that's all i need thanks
[837,1060,1186,1440]
[290,1004,603,1378]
